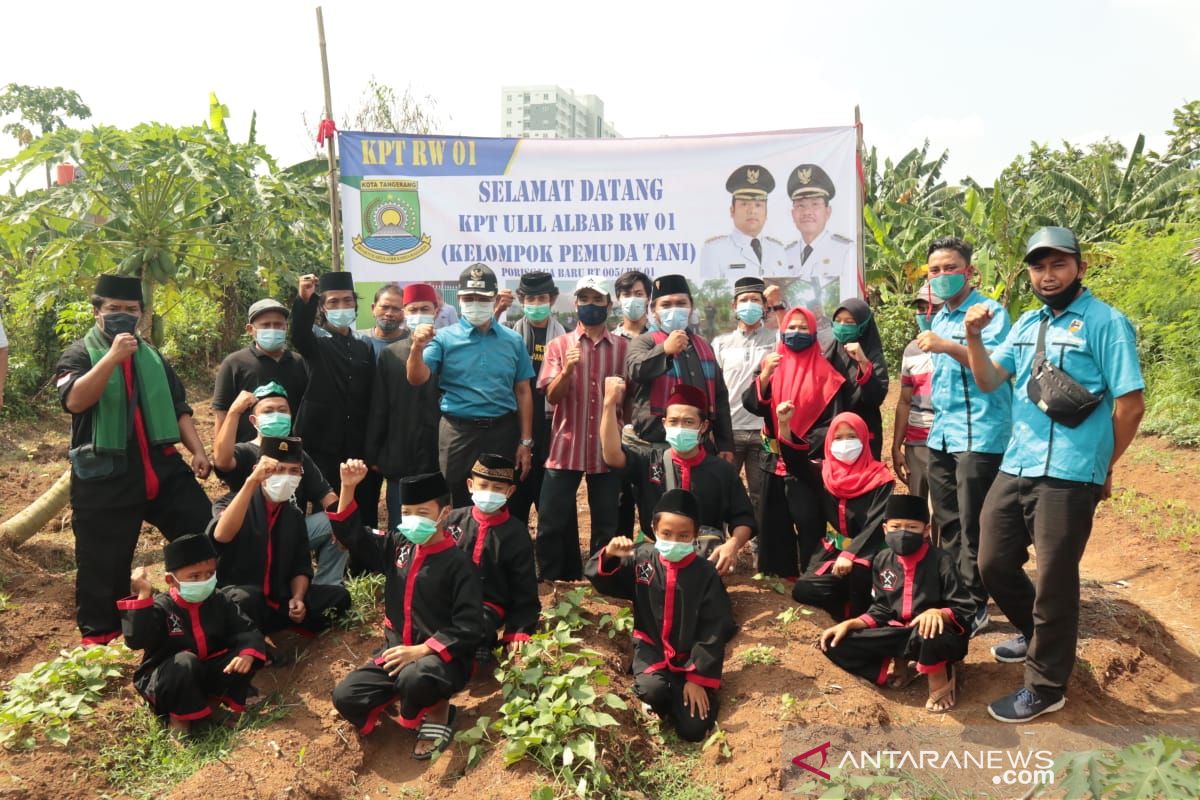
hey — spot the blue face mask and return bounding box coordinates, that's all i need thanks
[665,426,702,453]
[782,332,815,352]
[657,307,690,333]
[654,539,694,563]
[407,313,435,328]
[255,412,292,438]
[577,303,608,326]
[471,489,507,514]
[398,514,438,545]
[619,296,646,321]
[735,301,764,325]
[255,327,286,351]
[175,575,217,603]
[326,308,357,329]
[915,313,933,332]
[522,303,551,322]
[930,272,966,300]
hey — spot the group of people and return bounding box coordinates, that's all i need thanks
[55,221,1144,755]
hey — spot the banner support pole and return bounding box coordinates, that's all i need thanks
[317,6,342,271]
[854,105,866,298]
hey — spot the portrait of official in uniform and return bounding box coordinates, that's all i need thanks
[777,163,860,340]
[699,164,787,279]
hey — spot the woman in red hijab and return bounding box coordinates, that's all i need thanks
[791,411,894,620]
[742,307,860,578]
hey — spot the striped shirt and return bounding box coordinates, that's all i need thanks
[900,340,934,443]
[538,326,628,473]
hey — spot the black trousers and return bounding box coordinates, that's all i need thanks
[222,584,350,636]
[535,469,622,581]
[617,476,637,537]
[310,449,382,528]
[979,472,1101,703]
[135,650,260,721]
[508,462,545,524]
[439,414,520,508]
[332,652,469,734]
[633,670,719,743]
[756,459,825,579]
[791,556,875,622]
[72,468,212,641]
[824,625,968,686]
[927,449,1002,611]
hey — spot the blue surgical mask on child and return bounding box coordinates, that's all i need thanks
[654,539,694,562]
[471,489,508,514]
[174,575,217,603]
[398,514,439,545]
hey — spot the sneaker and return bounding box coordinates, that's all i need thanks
[991,634,1028,663]
[987,687,1065,723]
[970,607,991,638]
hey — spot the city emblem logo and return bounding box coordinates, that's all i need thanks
[352,178,432,264]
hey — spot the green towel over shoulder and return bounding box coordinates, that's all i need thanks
[83,326,180,454]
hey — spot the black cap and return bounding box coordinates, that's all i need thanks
[652,274,691,300]
[517,270,557,297]
[164,534,218,572]
[886,494,929,525]
[94,274,143,302]
[261,436,302,464]
[471,453,516,483]
[458,263,498,297]
[400,471,449,505]
[786,163,836,201]
[653,488,700,523]
[1023,226,1080,264]
[733,277,767,299]
[725,164,775,199]
[318,272,356,293]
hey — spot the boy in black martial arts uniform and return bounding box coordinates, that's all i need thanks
[119,534,266,736]
[444,454,540,664]
[819,494,971,713]
[585,489,737,742]
[208,436,350,640]
[330,464,482,759]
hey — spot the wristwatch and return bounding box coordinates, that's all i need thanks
[519,438,535,448]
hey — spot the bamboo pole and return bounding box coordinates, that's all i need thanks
[317,6,342,271]
[854,105,866,299]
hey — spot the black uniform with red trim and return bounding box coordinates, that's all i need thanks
[328,501,483,734]
[207,492,349,635]
[791,482,892,621]
[585,542,737,742]
[446,506,540,649]
[823,541,972,685]
[118,588,267,722]
[56,339,213,644]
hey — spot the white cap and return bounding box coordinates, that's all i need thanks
[574,275,612,302]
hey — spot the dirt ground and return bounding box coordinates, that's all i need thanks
[0,388,1198,799]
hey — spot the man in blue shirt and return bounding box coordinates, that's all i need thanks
[916,237,1012,638]
[966,226,1144,723]
[407,263,535,507]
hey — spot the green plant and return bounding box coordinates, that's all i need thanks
[775,607,814,628]
[752,573,788,595]
[788,768,909,799]
[0,593,11,612]
[639,750,723,800]
[456,625,627,799]
[542,586,594,632]
[1035,735,1200,799]
[738,645,779,667]
[334,572,387,630]
[0,644,135,748]
[597,606,633,639]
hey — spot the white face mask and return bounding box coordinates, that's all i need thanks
[460,301,494,326]
[407,313,435,328]
[830,438,864,465]
[263,473,301,502]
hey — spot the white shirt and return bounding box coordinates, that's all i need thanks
[699,227,787,279]
[0,315,7,348]
[782,227,858,314]
[712,323,778,430]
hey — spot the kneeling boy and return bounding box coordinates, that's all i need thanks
[446,454,540,663]
[119,534,266,736]
[330,463,482,759]
[585,489,737,742]
[819,494,971,713]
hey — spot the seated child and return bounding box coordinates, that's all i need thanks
[330,463,483,759]
[444,454,540,664]
[792,412,894,621]
[118,534,266,736]
[818,494,972,713]
[585,489,737,742]
[208,436,350,639]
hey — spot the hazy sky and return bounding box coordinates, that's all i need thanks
[2,0,1197,184]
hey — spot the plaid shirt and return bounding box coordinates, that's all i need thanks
[538,326,628,473]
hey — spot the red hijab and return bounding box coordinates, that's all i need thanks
[771,307,845,441]
[821,412,893,499]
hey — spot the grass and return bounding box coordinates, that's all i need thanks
[639,749,723,800]
[1103,488,1200,547]
[738,644,779,667]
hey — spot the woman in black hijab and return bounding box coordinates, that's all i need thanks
[823,297,889,458]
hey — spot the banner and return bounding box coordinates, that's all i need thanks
[337,127,861,326]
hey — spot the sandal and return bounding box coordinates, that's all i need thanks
[925,663,957,713]
[887,660,920,689]
[413,704,458,760]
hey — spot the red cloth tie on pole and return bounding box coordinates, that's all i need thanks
[317,118,337,146]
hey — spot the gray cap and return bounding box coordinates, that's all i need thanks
[1023,227,1080,264]
[909,280,943,306]
[248,298,289,322]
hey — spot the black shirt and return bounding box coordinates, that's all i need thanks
[622,446,756,539]
[365,338,441,478]
[529,324,551,454]
[214,441,333,513]
[212,344,309,443]
[209,492,314,603]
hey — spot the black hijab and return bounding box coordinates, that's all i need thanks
[824,297,888,388]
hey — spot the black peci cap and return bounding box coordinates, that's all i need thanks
[94,274,143,302]
[261,436,303,464]
[653,488,700,523]
[164,534,218,572]
[886,494,930,525]
[400,471,449,505]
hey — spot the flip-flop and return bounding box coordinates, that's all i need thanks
[925,663,957,713]
[413,704,458,760]
[887,660,920,689]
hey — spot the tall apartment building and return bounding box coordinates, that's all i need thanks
[500,85,620,139]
